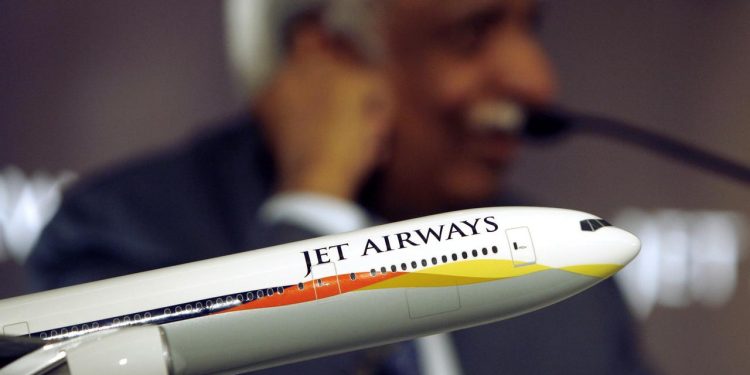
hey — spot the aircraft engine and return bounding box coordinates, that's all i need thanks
[65,326,171,375]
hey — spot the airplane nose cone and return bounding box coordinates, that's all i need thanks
[611,228,641,266]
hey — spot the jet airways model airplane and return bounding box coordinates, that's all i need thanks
[0,207,640,375]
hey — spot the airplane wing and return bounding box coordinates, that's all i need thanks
[1,326,169,375]
[0,334,71,375]
[0,335,44,367]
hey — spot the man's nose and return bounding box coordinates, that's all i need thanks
[483,29,557,107]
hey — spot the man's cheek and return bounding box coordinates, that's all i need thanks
[430,58,486,104]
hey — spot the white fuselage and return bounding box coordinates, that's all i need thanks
[0,207,640,374]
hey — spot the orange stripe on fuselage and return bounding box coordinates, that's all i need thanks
[208,260,615,316]
[219,271,405,314]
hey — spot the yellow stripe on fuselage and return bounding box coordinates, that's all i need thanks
[360,260,620,290]
[560,264,623,278]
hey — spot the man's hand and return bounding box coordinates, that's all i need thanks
[256,26,394,201]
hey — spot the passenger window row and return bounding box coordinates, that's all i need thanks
[361,245,500,279]
[39,243,507,340]
[40,286,287,340]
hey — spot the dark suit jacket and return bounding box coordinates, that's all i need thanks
[28,115,651,374]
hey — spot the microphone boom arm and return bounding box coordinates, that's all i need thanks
[524,109,750,185]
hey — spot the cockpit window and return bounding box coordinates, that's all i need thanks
[580,219,612,231]
[580,220,591,231]
[590,220,602,230]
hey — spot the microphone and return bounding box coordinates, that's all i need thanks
[523,107,750,185]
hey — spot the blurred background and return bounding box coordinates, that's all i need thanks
[1,1,748,374]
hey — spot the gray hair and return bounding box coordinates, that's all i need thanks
[224,0,384,99]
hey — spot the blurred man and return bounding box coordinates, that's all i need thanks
[28,0,649,373]
[253,0,554,220]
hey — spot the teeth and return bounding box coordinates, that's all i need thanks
[467,100,525,135]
